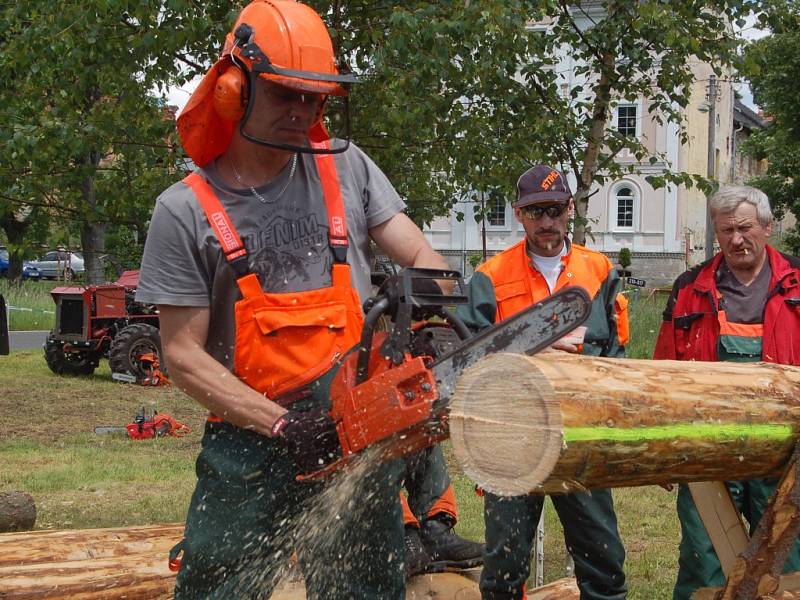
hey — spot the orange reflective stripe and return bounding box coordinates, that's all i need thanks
[184,173,247,262]
[206,414,225,423]
[311,140,349,256]
[718,310,764,337]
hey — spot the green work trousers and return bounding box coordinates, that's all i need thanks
[481,490,627,600]
[673,480,800,600]
[404,445,452,520]
[173,418,405,599]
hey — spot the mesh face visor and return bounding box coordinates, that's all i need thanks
[239,71,353,154]
[235,24,357,154]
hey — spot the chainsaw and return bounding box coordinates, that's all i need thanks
[300,267,591,480]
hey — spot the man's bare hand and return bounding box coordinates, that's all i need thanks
[549,339,580,353]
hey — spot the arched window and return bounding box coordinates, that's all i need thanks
[615,186,634,228]
[609,183,639,232]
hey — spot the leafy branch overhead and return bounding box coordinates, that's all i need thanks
[742,5,800,253]
[0,0,788,280]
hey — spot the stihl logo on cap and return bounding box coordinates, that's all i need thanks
[541,170,560,190]
[211,212,238,252]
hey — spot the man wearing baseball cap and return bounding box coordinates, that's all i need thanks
[457,165,629,599]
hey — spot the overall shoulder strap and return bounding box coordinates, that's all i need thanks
[311,142,349,264]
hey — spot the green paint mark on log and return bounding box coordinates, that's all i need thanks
[564,424,794,443]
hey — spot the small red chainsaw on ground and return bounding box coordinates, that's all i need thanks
[301,267,591,480]
[94,407,191,439]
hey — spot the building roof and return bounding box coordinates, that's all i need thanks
[734,99,767,131]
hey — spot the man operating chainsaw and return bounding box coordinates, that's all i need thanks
[136,1,477,597]
[457,165,629,600]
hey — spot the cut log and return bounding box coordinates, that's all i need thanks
[0,524,184,567]
[525,577,580,599]
[448,353,800,496]
[0,491,36,533]
[0,524,483,599]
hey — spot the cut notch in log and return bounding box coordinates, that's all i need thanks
[449,353,800,497]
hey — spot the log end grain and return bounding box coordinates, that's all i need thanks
[448,353,563,497]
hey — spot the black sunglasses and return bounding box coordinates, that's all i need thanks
[520,204,568,219]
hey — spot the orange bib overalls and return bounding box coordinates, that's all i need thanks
[183,143,365,402]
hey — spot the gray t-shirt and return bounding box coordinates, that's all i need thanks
[136,141,406,368]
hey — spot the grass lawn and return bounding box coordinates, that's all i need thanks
[0,293,681,598]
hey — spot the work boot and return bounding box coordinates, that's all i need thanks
[404,526,433,578]
[419,513,485,570]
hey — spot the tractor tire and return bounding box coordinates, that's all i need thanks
[109,323,164,380]
[44,335,98,376]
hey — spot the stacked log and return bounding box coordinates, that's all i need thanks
[448,353,800,496]
[0,524,183,599]
[0,524,490,599]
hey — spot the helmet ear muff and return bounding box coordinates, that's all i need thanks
[213,65,248,122]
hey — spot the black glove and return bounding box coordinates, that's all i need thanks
[271,407,342,474]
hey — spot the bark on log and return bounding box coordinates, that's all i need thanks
[0,524,184,567]
[448,353,800,496]
[0,492,36,533]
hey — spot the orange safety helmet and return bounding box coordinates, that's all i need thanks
[177,0,357,166]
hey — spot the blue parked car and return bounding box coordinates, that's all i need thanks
[0,248,42,279]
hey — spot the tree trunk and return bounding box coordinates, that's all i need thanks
[0,491,36,533]
[572,49,616,247]
[448,353,800,496]
[81,219,107,286]
[0,212,31,282]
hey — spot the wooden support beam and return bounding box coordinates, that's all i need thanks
[719,448,800,599]
[448,353,800,496]
[689,481,749,576]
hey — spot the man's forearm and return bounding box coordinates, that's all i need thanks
[165,345,286,437]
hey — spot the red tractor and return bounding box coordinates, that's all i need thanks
[44,270,165,383]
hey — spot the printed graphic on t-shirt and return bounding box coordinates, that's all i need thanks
[242,211,331,291]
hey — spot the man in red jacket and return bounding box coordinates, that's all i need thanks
[653,185,800,599]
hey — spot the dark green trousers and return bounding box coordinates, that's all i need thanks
[174,420,405,599]
[481,490,627,600]
[673,480,800,600]
[404,445,451,520]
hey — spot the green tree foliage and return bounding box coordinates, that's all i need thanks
[0,0,777,278]
[310,0,755,242]
[0,1,232,283]
[742,6,800,253]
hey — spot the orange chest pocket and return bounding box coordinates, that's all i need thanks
[233,282,364,400]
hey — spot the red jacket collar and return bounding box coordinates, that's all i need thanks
[693,245,797,293]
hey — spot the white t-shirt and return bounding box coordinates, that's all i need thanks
[529,244,567,293]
